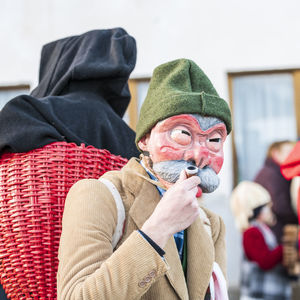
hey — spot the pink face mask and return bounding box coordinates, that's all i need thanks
[138,114,227,192]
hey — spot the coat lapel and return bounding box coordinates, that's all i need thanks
[126,162,189,300]
[186,215,214,299]
[128,179,161,229]
[164,237,189,299]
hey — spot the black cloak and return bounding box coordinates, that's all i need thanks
[0,28,139,159]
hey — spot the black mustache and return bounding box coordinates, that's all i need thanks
[152,160,220,193]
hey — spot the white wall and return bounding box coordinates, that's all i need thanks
[1,0,300,287]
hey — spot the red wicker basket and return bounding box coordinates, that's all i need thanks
[0,142,127,299]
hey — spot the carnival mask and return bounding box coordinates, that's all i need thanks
[138,114,227,193]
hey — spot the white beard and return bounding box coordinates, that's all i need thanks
[152,160,220,193]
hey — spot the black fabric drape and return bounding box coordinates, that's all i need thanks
[0,284,8,300]
[0,28,139,159]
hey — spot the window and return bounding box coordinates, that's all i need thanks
[228,69,300,184]
[126,78,150,130]
[0,85,30,110]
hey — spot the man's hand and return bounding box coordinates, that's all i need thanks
[141,170,201,249]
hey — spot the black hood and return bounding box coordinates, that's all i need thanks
[0,28,140,159]
[31,28,135,117]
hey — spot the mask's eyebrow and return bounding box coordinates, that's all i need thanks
[191,114,223,131]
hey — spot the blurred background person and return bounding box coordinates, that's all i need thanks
[280,141,300,276]
[254,140,297,244]
[281,140,300,220]
[230,181,292,300]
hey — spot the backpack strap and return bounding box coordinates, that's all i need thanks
[99,178,125,249]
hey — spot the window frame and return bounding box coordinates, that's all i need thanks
[227,68,300,186]
[128,78,150,131]
[0,84,30,91]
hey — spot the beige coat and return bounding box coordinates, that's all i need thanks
[57,158,226,300]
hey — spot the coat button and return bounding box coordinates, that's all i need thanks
[149,270,157,277]
[138,281,146,288]
[144,276,151,283]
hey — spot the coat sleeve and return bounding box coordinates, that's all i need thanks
[57,179,169,300]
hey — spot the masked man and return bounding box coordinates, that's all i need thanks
[57,59,232,300]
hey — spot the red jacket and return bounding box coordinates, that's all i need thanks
[243,226,283,270]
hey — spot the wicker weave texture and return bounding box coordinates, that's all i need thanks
[0,142,127,299]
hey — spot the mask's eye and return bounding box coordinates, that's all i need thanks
[207,133,223,151]
[208,138,221,143]
[170,128,192,145]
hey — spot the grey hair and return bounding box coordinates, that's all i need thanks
[191,114,223,131]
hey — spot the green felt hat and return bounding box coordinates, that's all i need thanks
[135,58,232,149]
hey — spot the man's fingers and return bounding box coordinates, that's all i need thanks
[177,169,187,183]
[175,169,200,189]
[189,186,198,196]
[184,176,201,190]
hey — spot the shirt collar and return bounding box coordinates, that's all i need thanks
[140,160,166,196]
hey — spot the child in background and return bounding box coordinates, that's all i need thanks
[230,181,291,300]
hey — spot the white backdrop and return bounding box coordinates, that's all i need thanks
[1,0,300,287]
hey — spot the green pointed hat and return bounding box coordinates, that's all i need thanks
[135,58,232,149]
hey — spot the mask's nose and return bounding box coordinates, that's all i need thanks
[183,146,211,168]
